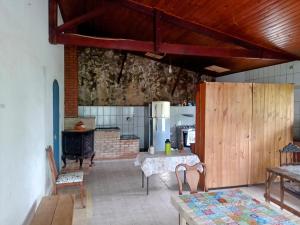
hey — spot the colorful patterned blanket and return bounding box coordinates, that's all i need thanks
[179,190,296,225]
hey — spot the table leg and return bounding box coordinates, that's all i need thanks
[184,170,186,184]
[79,158,83,168]
[265,170,270,202]
[280,176,284,209]
[142,171,144,188]
[265,171,277,203]
[147,176,149,195]
[179,213,187,225]
[90,153,95,167]
[61,155,67,168]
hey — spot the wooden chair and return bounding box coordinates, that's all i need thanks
[175,162,206,195]
[46,146,85,208]
[175,163,206,225]
[280,143,300,166]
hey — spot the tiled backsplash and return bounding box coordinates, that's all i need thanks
[217,61,300,139]
[78,106,196,150]
[79,106,146,148]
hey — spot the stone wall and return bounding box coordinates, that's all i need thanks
[78,48,200,106]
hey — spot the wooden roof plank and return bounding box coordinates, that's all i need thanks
[118,0,297,60]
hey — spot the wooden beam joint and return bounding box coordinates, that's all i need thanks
[56,6,105,33]
[49,0,58,43]
[153,9,161,53]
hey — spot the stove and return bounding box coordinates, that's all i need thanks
[176,125,195,148]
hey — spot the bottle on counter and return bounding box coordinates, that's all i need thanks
[149,146,155,155]
[165,139,171,155]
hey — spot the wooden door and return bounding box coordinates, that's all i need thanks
[201,82,252,188]
[250,84,294,183]
[53,80,60,170]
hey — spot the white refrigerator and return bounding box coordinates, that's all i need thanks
[149,101,170,151]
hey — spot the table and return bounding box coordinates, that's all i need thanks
[134,151,200,195]
[265,166,300,217]
[171,189,300,225]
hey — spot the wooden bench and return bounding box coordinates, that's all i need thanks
[30,195,74,225]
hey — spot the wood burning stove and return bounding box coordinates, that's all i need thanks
[62,129,95,168]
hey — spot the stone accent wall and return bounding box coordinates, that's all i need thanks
[78,48,200,106]
[94,130,139,159]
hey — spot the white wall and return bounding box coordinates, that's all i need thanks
[0,1,64,225]
[217,61,300,139]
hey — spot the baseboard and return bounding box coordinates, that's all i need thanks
[22,186,52,225]
[46,185,52,196]
[22,200,38,225]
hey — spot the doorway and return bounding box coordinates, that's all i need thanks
[53,80,60,170]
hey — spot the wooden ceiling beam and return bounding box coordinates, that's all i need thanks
[153,9,161,53]
[56,6,105,33]
[56,0,66,22]
[117,0,153,16]
[56,33,294,60]
[49,0,58,43]
[56,33,154,52]
[55,0,153,33]
[159,43,294,60]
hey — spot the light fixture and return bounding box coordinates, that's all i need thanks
[145,52,165,59]
[168,64,173,74]
[205,65,230,73]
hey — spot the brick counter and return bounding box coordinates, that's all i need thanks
[94,129,139,160]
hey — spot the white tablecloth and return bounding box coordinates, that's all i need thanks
[134,151,201,177]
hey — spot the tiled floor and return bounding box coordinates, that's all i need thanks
[65,159,300,225]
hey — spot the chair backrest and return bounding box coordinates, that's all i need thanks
[280,143,300,166]
[175,163,206,195]
[46,146,58,186]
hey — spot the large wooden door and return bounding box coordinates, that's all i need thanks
[250,84,294,183]
[201,82,252,188]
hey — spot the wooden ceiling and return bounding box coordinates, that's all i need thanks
[51,0,300,76]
